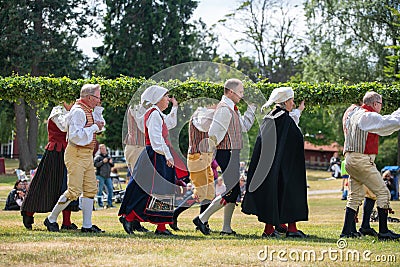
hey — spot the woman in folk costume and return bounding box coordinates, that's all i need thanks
[118,85,188,236]
[21,102,80,230]
[241,87,309,238]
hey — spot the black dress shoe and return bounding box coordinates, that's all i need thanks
[44,218,59,232]
[378,230,400,241]
[22,213,34,230]
[220,230,237,236]
[119,217,133,234]
[339,231,361,238]
[193,216,210,235]
[155,229,174,236]
[286,230,308,238]
[359,227,378,237]
[169,220,180,231]
[275,225,287,234]
[81,225,105,233]
[61,223,78,230]
[262,230,282,238]
[132,220,150,232]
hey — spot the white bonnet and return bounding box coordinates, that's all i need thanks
[261,87,294,110]
[140,85,168,105]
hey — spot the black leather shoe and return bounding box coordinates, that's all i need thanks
[340,231,362,238]
[81,225,105,233]
[275,225,287,234]
[262,230,282,238]
[61,223,78,230]
[44,218,59,232]
[220,230,237,236]
[193,216,210,235]
[359,227,378,237]
[155,229,174,236]
[286,230,308,238]
[169,219,180,231]
[119,217,133,234]
[132,220,150,232]
[22,213,34,230]
[378,230,400,241]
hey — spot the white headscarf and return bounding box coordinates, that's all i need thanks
[140,85,168,105]
[261,87,294,111]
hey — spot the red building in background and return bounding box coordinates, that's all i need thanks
[304,141,342,170]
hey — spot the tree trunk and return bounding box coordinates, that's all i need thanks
[14,99,33,171]
[28,101,38,167]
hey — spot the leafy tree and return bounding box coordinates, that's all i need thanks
[218,0,305,82]
[0,0,97,170]
[96,0,216,78]
[303,0,400,83]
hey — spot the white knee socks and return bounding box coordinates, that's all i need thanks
[81,197,94,228]
[199,195,225,223]
[222,202,235,233]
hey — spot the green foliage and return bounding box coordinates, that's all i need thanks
[375,135,399,171]
[95,0,216,79]
[303,0,400,83]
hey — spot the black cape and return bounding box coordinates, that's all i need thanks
[241,107,308,225]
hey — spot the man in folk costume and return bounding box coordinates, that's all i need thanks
[44,84,105,233]
[170,106,216,231]
[118,85,188,236]
[21,102,80,230]
[193,78,256,235]
[242,87,309,238]
[340,91,400,240]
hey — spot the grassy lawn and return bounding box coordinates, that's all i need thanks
[1,169,400,266]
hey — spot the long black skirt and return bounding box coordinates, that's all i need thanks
[21,147,79,213]
[118,146,176,224]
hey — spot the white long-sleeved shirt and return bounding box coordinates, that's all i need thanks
[146,105,178,161]
[49,105,69,132]
[67,105,100,146]
[358,108,400,136]
[289,108,302,126]
[208,95,256,145]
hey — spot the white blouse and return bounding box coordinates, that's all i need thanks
[146,105,178,161]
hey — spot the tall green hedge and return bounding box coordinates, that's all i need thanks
[0,75,399,112]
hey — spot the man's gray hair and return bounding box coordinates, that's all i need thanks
[80,84,101,98]
[224,78,243,92]
[363,91,381,105]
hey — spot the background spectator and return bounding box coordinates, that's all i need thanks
[215,177,226,197]
[4,180,27,211]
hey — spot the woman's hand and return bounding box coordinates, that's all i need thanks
[170,97,178,107]
[166,159,174,168]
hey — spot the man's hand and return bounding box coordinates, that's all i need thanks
[95,121,105,130]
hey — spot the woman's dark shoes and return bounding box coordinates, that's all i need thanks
[262,230,281,238]
[155,229,174,236]
[22,213,34,230]
[286,230,309,238]
[378,230,400,240]
[132,220,150,232]
[169,219,180,231]
[44,218,59,232]
[359,227,378,237]
[81,225,105,233]
[61,223,78,230]
[275,225,287,234]
[119,216,133,234]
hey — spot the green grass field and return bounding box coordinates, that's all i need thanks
[0,165,399,266]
